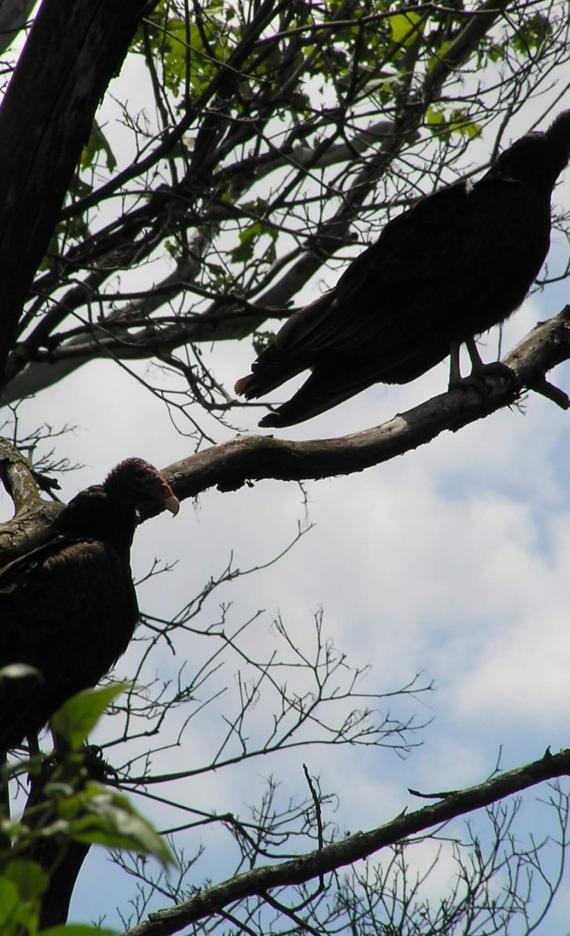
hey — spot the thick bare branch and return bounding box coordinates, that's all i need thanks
[2,309,569,566]
[161,309,570,502]
[0,437,44,513]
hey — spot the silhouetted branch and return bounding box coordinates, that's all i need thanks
[2,308,570,564]
[161,309,570,502]
[0,0,525,405]
[122,747,570,936]
[0,0,158,379]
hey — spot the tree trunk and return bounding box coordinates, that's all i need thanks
[0,0,157,381]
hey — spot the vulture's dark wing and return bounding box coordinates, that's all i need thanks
[236,110,570,427]
[0,458,179,751]
[280,176,548,358]
[0,535,138,751]
[238,176,549,426]
[273,182,473,359]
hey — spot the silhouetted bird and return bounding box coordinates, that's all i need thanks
[236,111,570,427]
[0,458,180,750]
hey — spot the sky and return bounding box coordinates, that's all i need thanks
[3,14,570,936]
[10,271,570,933]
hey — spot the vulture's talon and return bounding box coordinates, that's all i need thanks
[475,361,519,390]
[450,362,519,397]
[449,372,493,404]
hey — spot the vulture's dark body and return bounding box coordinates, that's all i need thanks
[0,460,178,751]
[0,537,137,749]
[237,111,570,426]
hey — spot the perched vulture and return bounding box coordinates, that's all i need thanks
[0,458,179,751]
[236,110,570,427]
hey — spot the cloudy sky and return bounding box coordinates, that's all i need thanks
[11,265,570,932]
[3,25,570,936]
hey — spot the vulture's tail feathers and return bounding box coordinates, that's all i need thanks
[234,359,308,400]
[258,367,372,427]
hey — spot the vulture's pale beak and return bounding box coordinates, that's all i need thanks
[164,494,180,516]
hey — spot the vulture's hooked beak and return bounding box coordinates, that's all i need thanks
[164,493,180,516]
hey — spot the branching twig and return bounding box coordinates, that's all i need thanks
[122,747,570,936]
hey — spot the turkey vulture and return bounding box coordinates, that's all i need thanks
[0,458,179,751]
[236,110,570,427]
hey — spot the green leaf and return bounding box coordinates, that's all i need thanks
[230,222,277,264]
[148,12,235,97]
[50,683,131,750]
[389,12,423,46]
[40,926,116,936]
[80,121,117,172]
[162,18,189,94]
[0,878,19,925]
[68,783,174,867]
[426,105,444,127]
[4,859,48,901]
[512,12,551,54]
[231,222,263,263]
[459,119,482,140]
[428,39,453,72]
[425,106,481,141]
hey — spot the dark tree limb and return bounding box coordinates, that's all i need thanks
[0,0,35,54]
[24,768,91,928]
[122,747,570,936]
[0,439,61,563]
[2,309,570,564]
[22,746,111,927]
[162,308,570,503]
[0,0,158,380]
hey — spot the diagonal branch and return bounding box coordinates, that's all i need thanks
[160,308,570,503]
[2,308,570,565]
[122,746,570,936]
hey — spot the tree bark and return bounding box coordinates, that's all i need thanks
[161,309,570,499]
[2,308,569,565]
[0,0,35,53]
[0,0,157,379]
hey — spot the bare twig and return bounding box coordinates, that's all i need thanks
[122,747,570,936]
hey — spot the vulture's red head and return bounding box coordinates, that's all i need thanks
[55,458,179,551]
[104,458,180,518]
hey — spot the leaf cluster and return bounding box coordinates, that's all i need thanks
[0,684,173,935]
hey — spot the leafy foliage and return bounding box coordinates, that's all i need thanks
[4,0,570,425]
[51,684,130,752]
[0,686,172,933]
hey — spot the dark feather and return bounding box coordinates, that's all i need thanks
[0,458,179,751]
[236,111,570,427]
